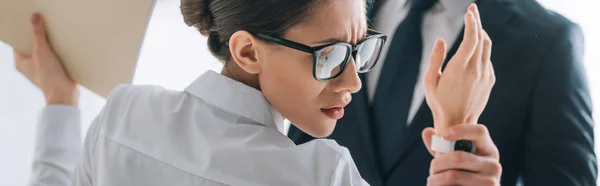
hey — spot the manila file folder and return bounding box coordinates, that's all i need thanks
[0,0,156,97]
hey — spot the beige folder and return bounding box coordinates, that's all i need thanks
[0,0,156,97]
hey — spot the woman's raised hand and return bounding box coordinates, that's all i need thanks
[13,13,79,106]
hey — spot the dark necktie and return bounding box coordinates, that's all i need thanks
[371,0,438,174]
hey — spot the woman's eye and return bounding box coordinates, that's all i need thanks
[320,48,334,60]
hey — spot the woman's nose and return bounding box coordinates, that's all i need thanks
[332,58,362,94]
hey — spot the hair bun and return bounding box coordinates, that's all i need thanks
[181,0,213,36]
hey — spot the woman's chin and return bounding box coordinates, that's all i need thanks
[306,118,338,138]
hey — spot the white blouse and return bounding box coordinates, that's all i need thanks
[30,70,368,186]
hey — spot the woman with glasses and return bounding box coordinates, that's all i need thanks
[16,0,500,185]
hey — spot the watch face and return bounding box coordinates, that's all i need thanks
[454,140,475,153]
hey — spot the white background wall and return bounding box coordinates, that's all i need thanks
[0,0,598,185]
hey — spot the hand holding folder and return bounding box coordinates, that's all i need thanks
[0,0,156,97]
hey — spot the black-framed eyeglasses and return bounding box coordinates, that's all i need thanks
[255,29,387,81]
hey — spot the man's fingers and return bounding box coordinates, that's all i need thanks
[441,124,499,158]
[482,30,495,86]
[430,151,502,176]
[482,30,492,67]
[30,12,49,51]
[427,169,500,186]
[468,3,485,72]
[487,60,496,87]
[447,9,478,70]
[424,38,447,94]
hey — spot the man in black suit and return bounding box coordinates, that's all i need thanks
[289,0,597,185]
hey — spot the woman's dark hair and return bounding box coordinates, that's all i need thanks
[181,0,328,62]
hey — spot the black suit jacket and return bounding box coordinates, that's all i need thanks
[289,0,597,185]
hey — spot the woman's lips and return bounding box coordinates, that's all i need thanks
[321,107,345,120]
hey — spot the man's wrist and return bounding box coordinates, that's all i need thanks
[435,116,477,128]
[434,117,466,131]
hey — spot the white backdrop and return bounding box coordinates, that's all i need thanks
[0,0,598,185]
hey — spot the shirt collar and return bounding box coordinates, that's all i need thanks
[438,0,476,18]
[185,70,285,133]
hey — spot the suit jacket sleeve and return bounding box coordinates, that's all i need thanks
[523,22,597,186]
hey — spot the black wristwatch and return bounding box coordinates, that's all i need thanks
[431,135,476,153]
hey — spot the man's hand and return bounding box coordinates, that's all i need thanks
[13,12,79,106]
[422,124,502,186]
[424,4,495,132]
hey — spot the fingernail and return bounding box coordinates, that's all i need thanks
[435,38,443,51]
[31,13,39,24]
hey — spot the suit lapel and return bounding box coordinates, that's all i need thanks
[367,0,383,22]
[341,73,382,184]
[384,32,463,173]
[385,0,516,174]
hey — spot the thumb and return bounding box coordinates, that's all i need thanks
[421,127,437,157]
[14,49,32,76]
[30,12,49,51]
[13,49,30,61]
[424,38,446,94]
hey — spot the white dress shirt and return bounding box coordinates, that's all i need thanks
[367,0,474,124]
[30,70,369,186]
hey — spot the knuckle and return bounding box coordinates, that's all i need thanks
[491,162,503,175]
[488,72,496,85]
[473,35,480,46]
[485,31,492,41]
[429,160,435,174]
[450,152,467,164]
[478,31,485,41]
[468,71,482,81]
[476,124,489,136]
[430,158,444,172]
[443,170,462,181]
[426,176,433,186]
[484,36,492,46]
[482,177,499,186]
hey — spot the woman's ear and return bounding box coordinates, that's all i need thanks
[228,30,261,74]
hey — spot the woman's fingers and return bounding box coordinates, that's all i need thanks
[15,12,80,106]
[468,4,485,72]
[13,49,30,61]
[30,12,50,52]
[14,49,32,76]
[427,169,500,186]
[424,38,447,95]
[421,127,437,157]
[429,151,502,176]
[446,8,478,71]
[440,124,499,159]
